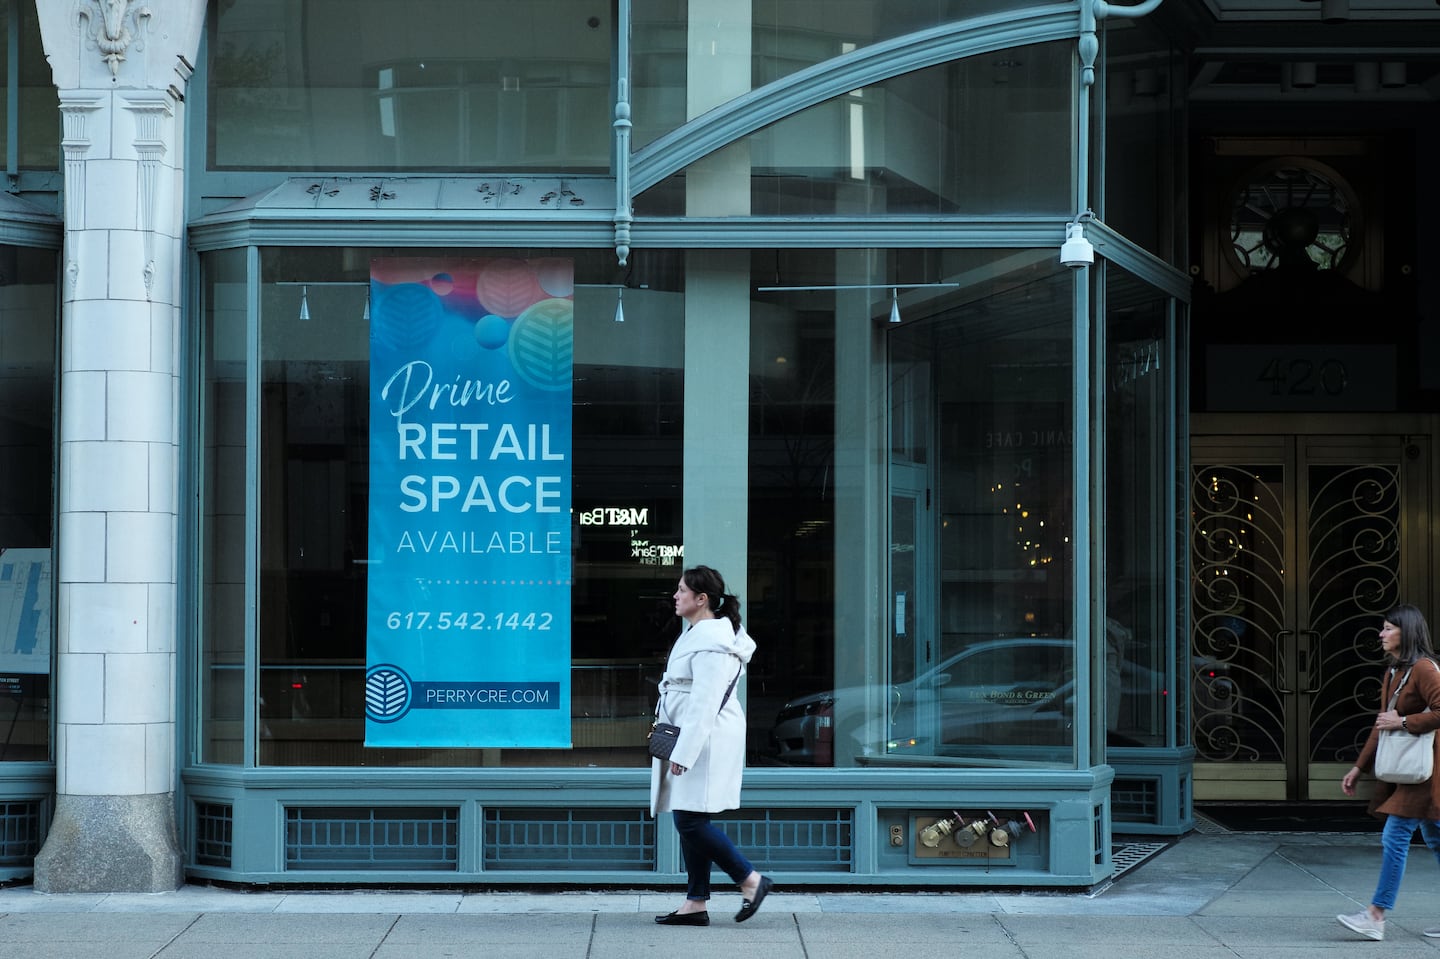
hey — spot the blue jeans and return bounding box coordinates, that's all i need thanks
[672,811,754,902]
[1372,815,1440,911]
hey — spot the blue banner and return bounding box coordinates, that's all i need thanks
[366,257,572,747]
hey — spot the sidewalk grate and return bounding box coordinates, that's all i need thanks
[1111,840,1168,878]
[1192,810,1230,835]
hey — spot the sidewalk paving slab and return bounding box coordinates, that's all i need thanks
[0,911,197,940]
[168,912,399,944]
[997,914,1220,945]
[793,912,1015,943]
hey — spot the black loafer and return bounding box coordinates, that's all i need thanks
[655,910,710,926]
[735,875,774,923]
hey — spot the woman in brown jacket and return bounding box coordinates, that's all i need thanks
[1337,604,1440,941]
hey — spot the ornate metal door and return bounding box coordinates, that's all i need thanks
[1190,432,1428,801]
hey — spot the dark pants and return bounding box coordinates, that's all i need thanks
[672,810,754,902]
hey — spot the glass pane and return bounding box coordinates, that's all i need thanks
[252,247,682,767]
[904,256,1075,765]
[0,7,62,170]
[634,0,1061,149]
[565,259,684,767]
[1173,305,1189,746]
[257,248,369,765]
[199,248,248,764]
[209,0,612,172]
[1104,269,1173,748]
[748,255,838,766]
[759,249,1075,771]
[1103,25,1181,261]
[0,12,8,166]
[636,42,1072,216]
[753,0,1054,85]
[0,245,58,761]
[753,249,933,770]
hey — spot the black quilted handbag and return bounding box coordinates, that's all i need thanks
[647,660,742,762]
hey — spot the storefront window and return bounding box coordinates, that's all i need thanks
[196,247,685,766]
[636,41,1072,216]
[207,0,613,172]
[198,243,1100,772]
[894,258,1075,766]
[1104,269,1175,749]
[0,6,58,171]
[756,250,1078,769]
[199,247,247,764]
[633,0,1059,149]
[0,245,57,761]
[745,250,840,767]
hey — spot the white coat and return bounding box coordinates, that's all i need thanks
[649,617,757,816]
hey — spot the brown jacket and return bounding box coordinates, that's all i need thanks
[1357,657,1440,820]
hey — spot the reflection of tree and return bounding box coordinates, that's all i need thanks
[212,40,283,92]
[209,27,308,165]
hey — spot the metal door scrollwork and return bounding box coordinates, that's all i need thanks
[1191,464,1285,763]
[1190,430,1420,801]
[1307,464,1399,765]
[1190,459,1401,768]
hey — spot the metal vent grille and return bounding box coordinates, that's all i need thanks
[484,807,655,871]
[1111,841,1168,879]
[717,808,852,872]
[0,801,42,867]
[285,806,458,871]
[1093,803,1106,865]
[193,801,234,868]
[1112,777,1160,825]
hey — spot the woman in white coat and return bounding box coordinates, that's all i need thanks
[651,565,774,926]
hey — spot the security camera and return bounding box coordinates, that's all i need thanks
[1060,223,1094,269]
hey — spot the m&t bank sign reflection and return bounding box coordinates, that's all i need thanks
[365,257,572,748]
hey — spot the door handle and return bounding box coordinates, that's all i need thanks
[1299,629,1321,694]
[1274,630,1295,693]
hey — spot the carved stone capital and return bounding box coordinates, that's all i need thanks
[123,92,174,158]
[59,95,106,159]
[121,93,174,301]
[79,0,153,79]
[59,95,107,228]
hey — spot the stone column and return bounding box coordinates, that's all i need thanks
[32,0,205,894]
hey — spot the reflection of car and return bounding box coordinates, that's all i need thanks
[770,638,1232,765]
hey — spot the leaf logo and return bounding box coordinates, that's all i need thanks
[507,298,574,391]
[371,283,445,352]
[477,258,545,318]
[365,665,412,722]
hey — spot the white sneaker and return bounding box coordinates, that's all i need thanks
[1424,926,1440,938]
[1337,911,1385,941]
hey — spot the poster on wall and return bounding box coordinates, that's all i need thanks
[365,257,573,747]
[0,548,51,676]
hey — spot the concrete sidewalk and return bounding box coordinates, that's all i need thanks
[0,826,1437,958]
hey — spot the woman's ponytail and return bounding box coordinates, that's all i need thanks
[683,565,743,633]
